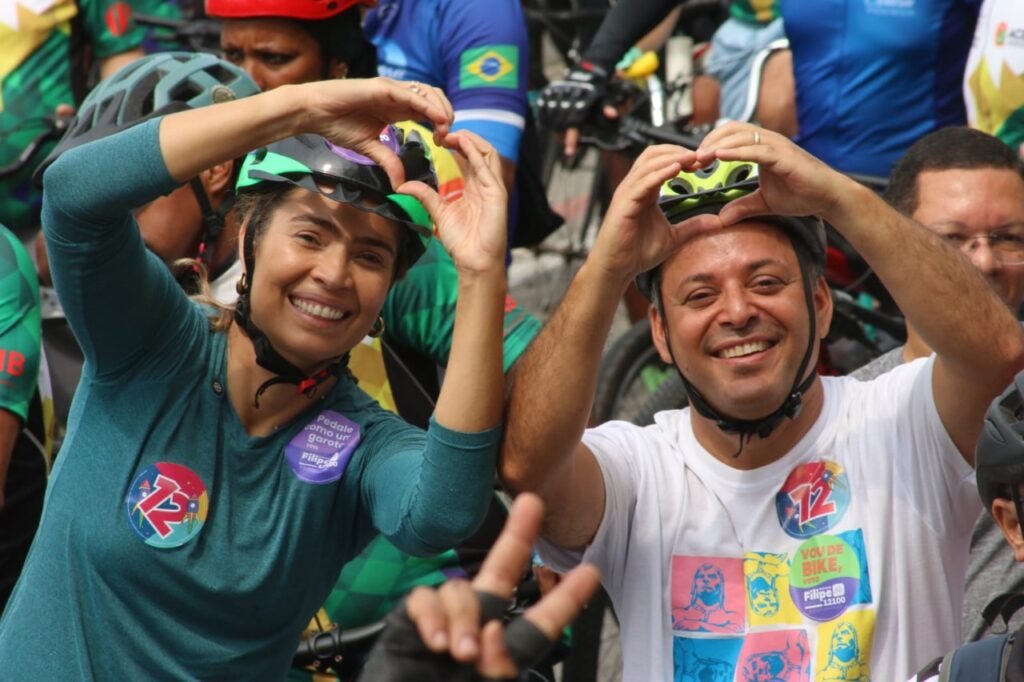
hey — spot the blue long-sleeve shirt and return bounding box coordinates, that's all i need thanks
[0,119,500,679]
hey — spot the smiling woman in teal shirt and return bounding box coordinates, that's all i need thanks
[0,54,509,679]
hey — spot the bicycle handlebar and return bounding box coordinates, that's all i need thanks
[572,80,891,193]
[292,576,547,676]
[292,619,387,671]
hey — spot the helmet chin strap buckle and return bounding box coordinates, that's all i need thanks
[782,392,803,419]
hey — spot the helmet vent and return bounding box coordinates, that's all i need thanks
[1000,390,1024,422]
[727,166,753,184]
[128,71,162,119]
[205,64,238,87]
[168,81,204,106]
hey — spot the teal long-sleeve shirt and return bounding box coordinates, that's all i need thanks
[0,119,500,679]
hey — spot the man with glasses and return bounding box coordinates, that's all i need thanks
[851,126,1024,642]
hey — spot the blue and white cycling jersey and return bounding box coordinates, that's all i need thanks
[782,0,982,178]
[363,0,528,162]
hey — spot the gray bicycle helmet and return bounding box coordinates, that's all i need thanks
[977,373,1024,516]
[35,51,260,183]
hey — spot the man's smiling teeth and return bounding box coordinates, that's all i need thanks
[718,341,772,359]
[290,297,346,321]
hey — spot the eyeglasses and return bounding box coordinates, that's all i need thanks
[942,230,1024,264]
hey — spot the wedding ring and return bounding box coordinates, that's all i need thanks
[753,130,761,145]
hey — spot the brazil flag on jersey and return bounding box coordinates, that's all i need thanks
[460,45,519,90]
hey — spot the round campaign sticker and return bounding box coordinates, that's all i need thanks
[775,461,851,539]
[284,410,361,484]
[788,535,860,621]
[125,462,209,549]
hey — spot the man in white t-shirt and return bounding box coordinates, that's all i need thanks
[500,122,1024,680]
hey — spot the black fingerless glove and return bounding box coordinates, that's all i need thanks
[536,61,610,131]
[357,591,555,682]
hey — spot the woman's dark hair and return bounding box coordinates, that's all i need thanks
[297,8,378,78]
[886,127,1024,216]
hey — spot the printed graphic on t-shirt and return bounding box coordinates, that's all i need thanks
[744,552,803,627]
[776,461,851,539]
[671,556,746,634]
[737,630,811,681]
[789,530,872,622]
[671,549,875,679]
[672,630,811,681]
[125,462,209,548]
[284,410,361,484]
[672,460,875,680]
[673,636,743,681]
[814,613,874,681]
[374,39,409,80]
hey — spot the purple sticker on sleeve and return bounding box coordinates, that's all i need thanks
[284,410,361,484]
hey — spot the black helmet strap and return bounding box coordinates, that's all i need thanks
[233,206,348,408]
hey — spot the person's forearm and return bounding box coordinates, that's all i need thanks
[99,48,144,79]
[367,416,500,555]
[824,182,1024,376]
[501,260,629,492]
[434,268,506,432]
[158,85,308,183]
[159,85,305,182]
[582,0,682,71]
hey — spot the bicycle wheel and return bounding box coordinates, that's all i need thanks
[620,371,689,426]
[592,320,674,424]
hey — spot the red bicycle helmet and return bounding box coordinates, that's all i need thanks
[205,0,368,20]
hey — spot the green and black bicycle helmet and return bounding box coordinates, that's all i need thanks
[977,374,1024,522]
[233,126,438,406]
[638,159,828,444]
[36,52,260,271]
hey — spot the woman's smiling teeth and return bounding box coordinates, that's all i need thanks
[290,296,347,321]
[717,340,773,359]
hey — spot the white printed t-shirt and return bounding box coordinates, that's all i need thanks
[539,358,981,681]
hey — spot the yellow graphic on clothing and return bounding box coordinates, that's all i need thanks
[967,56,1024,139]
[0,0,76,111]
[743,552,802,627]
[814,611,874,681]
[751,0,776,22]
[350,337,397,414]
